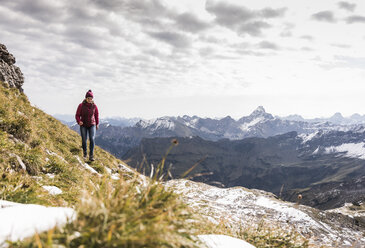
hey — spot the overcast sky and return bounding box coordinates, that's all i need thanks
[1,0,365,119]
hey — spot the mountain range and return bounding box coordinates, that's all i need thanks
[64,106,365,158]
[60,105,365,212]
[123,129,365,210]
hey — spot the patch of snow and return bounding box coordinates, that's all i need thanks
[0,200,19,208]
[45,149,67,163]
[17,111,25,117]
[165,179,364,247]
[255,197,315,224]
[42,186,62,195]
[327,203,365,218]
[75,156,101,176]
[118,163,148,186]
[199,126,217,134]
[240,117,264,131]
[137,119,153,129]
[46,173,55,179]
[138,117,175,131]
[14,154,26,171]
[324,142,365,160]
[152,118,175,131]
[105,167,120,180]
[312,146,320,155]
[111,174,120,180]
[0,200,75,245]
[183,117,199,128]
[299,131,319,144]
[198,234,255,248]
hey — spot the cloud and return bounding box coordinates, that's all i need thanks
[331,43,351,48]
[206,1,255,26]
[238,21,271,36]
[205,1,285,36]
[301,47,314,51]
[280,22,295,37]
[175,13,211,33]
[260,7,287,18]
[63,26,109,50]
[338,1,356,12]
[280,31,292,37]
[311,11,336,23]
[346,15,365,24]
[91,0,168,16]
[300,35,314,41]
[8,0,66,23]
[334,55,365,69]
[258,41,279,50]
[147,31,192,48]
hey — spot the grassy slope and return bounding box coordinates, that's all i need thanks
[0,83,121,206]
[0,83,309,247]
[0,84,203,247]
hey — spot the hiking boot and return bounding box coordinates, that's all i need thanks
[89,156,95,161]
[83,154,87,160]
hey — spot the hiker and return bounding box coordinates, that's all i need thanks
[75,90,99,161]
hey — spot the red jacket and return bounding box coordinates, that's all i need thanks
[75,100,99,127]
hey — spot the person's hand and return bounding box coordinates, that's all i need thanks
[96,124,99,130]
[79,121,83,126]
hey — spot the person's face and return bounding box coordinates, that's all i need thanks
[86,97,93,103]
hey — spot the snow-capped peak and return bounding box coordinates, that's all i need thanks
[251,106,266,115]
[248,106,274,119]
[136,117,176,131]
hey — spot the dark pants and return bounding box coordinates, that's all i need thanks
[80,125,96,158]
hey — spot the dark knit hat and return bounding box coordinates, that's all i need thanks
[85,90,94,98]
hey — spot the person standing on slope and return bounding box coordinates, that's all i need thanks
[75,90,99,161]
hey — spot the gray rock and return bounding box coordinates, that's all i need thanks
[0,43,24,92]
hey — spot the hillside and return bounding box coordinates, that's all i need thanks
[166,179,365,247]
[0,44,212,247]
[0,83,123,205]
[124,132,365,210]
[0,72,306,248]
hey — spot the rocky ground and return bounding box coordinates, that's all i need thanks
[165,179,365,247]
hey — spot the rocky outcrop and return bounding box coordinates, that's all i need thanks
[0,43,24,92]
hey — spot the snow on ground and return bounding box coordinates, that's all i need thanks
[255,196,316,224]
[42,185,62,195]
[0,200,75,246]
[118,163,149,186]
[138,117,175,131]
[104,167,120,180]
[327,203,365,218]
[199,126,217,134]
[0,199,253,248]
[151,118,175,131]
[324,142,365,160]
[198,234,255,248]
[240,117,264,131]
[299,131,319,144]
[75,156,101,176]
[165,179,365,247]
[45,149,67,163]
[312,146,320,155]
[46,173,55,179]
[182,117,199,128]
